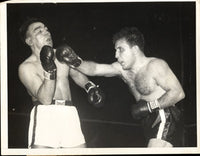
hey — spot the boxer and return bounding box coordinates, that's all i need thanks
[56,27,185,147]
[18,18,104,148]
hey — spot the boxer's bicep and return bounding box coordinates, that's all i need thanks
[18,64,42,98]
[153,60,182,91]
[151,59,185,106]
[94,62,121,77]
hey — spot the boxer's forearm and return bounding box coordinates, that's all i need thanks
[157,89,185,109]
[70,68,90,89]
[77,60,119,77]
[37,45,57,104]
[55,45,119,77]
[77,60,99,76]
[37,80,56,105]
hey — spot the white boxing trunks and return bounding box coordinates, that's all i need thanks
[28,101,85,148]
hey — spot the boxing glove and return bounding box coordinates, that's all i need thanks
[40,45,57,80]
[85,81,105,108]
[131,99,160,119]
[56,44,82,68]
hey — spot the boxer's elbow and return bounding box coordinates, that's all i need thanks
[79,61,97,76]
[37,93,52,105]
[174,88,185,103]
[86,63,100,76]
[178,89,185,101]
[39,98,52,105]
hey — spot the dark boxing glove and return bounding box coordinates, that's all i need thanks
[40,45,57,80]
[56,44,82,68]
[85,81,105,108]
[131,99,160,119]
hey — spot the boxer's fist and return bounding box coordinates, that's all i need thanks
[131,99,160,119]
[85,81,105,108]
[40,45,56,80]
[40,45,56,73]
[56,44,82,68]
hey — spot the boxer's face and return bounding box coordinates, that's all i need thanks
[25,22,53,48]
[115,38,136,70]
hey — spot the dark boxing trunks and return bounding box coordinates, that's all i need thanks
[141,106,181,145]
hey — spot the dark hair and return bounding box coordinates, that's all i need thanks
[112,27,145,51]
[19,17,45,44]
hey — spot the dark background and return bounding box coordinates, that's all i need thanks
[6,2,196,148]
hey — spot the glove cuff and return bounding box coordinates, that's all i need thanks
[147,99,160,113]
[85,81,96,93]
[44,69,57,80]
[70,57,82,68]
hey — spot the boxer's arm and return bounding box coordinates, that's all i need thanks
[151,59,185,109]
[18,63,56,105]
[69,68,90,89]
[70,68,105,108]
[77,61,121,77]
[55,44,121,77]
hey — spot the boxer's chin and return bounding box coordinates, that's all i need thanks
[45,39,53,47]
[47,41,53,47]
[121,64,129,70]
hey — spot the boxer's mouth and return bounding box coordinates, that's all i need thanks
[46,38,52,42]
[118,60,124,65]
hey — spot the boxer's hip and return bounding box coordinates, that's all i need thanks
[142,106,181,144]
[28,100,85,148]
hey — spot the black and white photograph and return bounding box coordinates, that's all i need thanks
[0,0,199,155]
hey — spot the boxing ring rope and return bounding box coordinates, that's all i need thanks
[81,118,141,127]
[8,112,196,128]
[7,112,197,147]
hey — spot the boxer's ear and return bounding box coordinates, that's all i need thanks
[25,37,33,46]
[132,45,139,51]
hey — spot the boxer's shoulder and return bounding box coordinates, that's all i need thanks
[19,60,36,71]
[148,57,168,68]
[18,57,41,77]
[144,57,169,74]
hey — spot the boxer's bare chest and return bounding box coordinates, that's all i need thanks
[54,59,69,79]
[121,67,157,100]
[36,60,69,80]
[55,60,71,95]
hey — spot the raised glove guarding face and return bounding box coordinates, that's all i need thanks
[40,45,57,80]
[56,44,82,68]
[40,45,56,72]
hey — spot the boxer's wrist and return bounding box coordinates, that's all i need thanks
[85,81,96,93]
[148,99,160,113]
[44,69,57,80]
[71,56,82,68]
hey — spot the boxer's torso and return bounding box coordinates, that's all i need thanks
[24,55,72,102]
[120,58,166,101]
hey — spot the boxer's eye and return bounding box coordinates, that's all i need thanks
[44,27,49,33]
[119,47,124,53]
[34,29,42,35]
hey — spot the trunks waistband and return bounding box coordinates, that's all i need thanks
[32,100,73,106]
[52,99,73,106]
